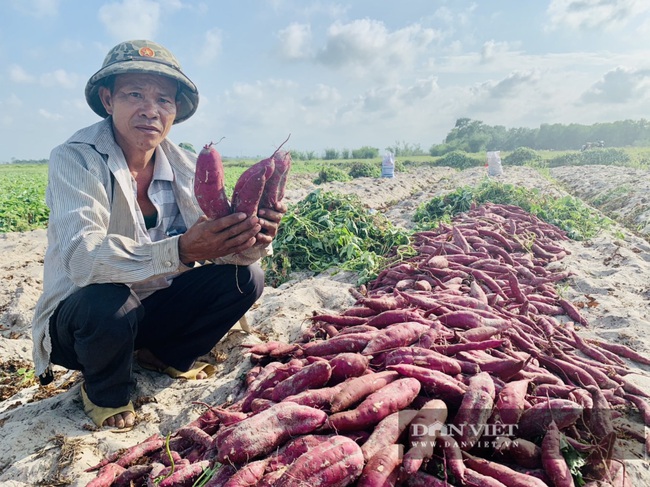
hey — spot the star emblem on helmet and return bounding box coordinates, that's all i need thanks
[138,47,155,57]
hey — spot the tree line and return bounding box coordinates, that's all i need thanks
[431,117,650,155]
[6,118,650,164]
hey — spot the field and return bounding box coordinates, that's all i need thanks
[3,146,650,233]
[1,154,650,485]
[0,164,49,232]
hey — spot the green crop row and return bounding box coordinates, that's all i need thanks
[0,164,49,233]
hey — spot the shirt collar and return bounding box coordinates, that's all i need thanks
[153,146,174,182]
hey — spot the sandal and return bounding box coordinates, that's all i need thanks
[137,352,217,380]
[81,384,135,428]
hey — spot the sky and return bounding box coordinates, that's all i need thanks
[3,0,650,162]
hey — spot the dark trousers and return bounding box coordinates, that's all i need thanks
[48,263,264,408]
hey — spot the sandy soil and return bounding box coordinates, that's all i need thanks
[0,164,649,485]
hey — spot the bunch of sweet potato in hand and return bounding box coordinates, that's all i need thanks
[194,141,292,219]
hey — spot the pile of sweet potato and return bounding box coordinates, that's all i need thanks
[194,142,291,219]
[86,202,650,487]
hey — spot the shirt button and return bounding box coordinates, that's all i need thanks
[164,261,173,267]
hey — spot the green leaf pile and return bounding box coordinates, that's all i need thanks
[263,190,412,286]
[414,178,611,240]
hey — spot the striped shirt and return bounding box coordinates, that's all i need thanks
[130,148,186,298]
[31,118,271,378]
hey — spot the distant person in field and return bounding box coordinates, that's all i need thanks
[30,40,286,429]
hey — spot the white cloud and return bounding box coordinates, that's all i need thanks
[359,86,401,113]
[98,0,162,40]
[464,70,541,115]
[278,23,312,60]
[38,108,63,120]
[581,66,650,104]
[226,79,299,109]
[333,77,439,121]
[360,77,440,113]
[483,70,540,99]
[317,19,388,67]
[316,19,440,75]
[9,65,36,83]
[481,40,518,63]
[433,6,455,25]
[546,0,650,31]
[401,77,439,104]
[195,28,222,66]
[11,0,59,18]
[301,84,341,106]
[40,69,79,89]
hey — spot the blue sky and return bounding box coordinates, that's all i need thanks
[3,0,650,162]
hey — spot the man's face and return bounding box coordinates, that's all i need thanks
[99,73,178,157]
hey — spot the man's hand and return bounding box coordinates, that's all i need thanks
[256,202,288,246]
[179,213,261,264]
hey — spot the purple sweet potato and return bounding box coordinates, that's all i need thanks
[194,143,232,219]
[491,379,529,426]
[452,372,496,450]
[309,314,368,327]
[586,384,614,441]
[402,399,448,475]
[361,409,418,462]
[437,434,466,482]
[221,459,268,486]
[231,156,275,217]
[327,377,421,432]
[302,332,376,357]
[517,399,583,439]
[176,425,214,450]
[365,309,430,329]
[282,384,341,409]
[267,434,333,472]
[463,453,548,487]
[259,149,291,209]
[328,352,370,384]
[240,359,303,412]
[330,370,400,413]
[113,464,153,487]
[258,470,286,487]
[357,443,404,486]
[87,463,126,487]
[493,436,542,469]
[158,460,210,487]
[384,347,462,375]
[362,321,431,355]
[541,421,575,487]
[271,361,332,402]
[201,464,237,487]
[275,435,364,487]
[217,403,327,464]
[406,471,452,486]
[357,294,407,313]
[387,363,468,399]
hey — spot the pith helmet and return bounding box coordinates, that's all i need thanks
[85,39,199,124]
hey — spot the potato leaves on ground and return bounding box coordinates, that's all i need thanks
[414,178,611,240]
[263,190,412,286]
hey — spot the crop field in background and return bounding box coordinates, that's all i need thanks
[2,147,650,233]
[0,164,49,233]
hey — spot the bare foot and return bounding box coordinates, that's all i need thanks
[104,410,136,429]
[194,370,209,379]
[136,348,210,380]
